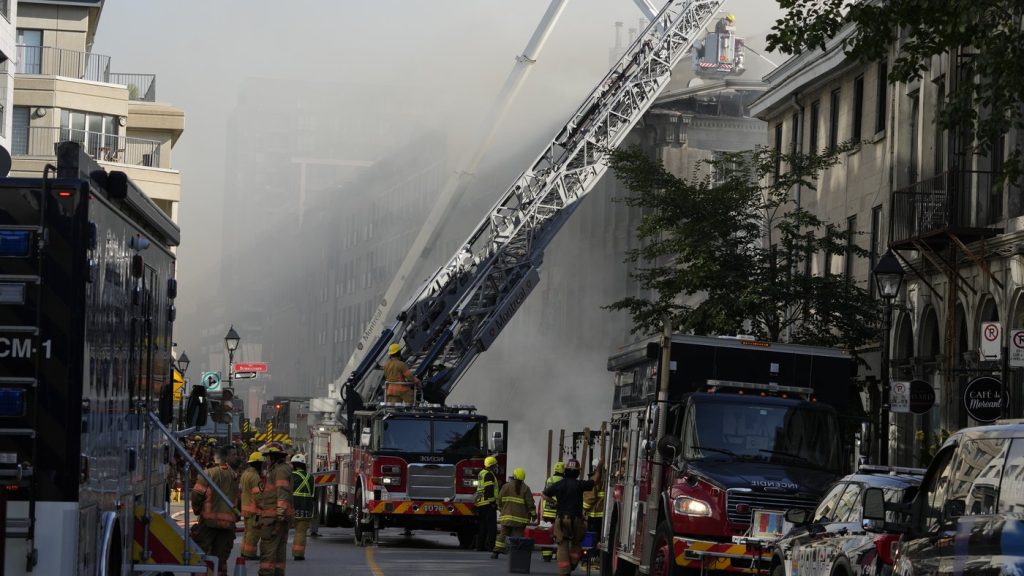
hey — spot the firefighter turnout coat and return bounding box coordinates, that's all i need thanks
[497,480,535,527]
[191,463,240,529]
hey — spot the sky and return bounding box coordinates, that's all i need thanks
[91,0,787,481]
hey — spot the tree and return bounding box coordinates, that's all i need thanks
[606,144,879,355]
[768,0,1024,182]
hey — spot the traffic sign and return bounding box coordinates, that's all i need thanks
[890,381,910,413]
[1011,329,1024,368]
[908,379,936,415]
[200,371,221,391]
[980,321,1002,360]
[964,376,1004,422]
[233,362,268,373]
[232,371,258,380]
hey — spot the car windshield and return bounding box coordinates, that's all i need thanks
[686,400,841,471]
[380,418,483,456]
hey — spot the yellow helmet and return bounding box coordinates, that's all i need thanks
[553,461,566,474]
[484,456,498,468]
[726,13,736,22]
[388,343,401,356]
[262,442,285,454]
[247,451,264,464]
[513,468,526,481]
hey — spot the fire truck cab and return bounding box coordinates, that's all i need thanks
[600,335,855,576]
[340,402,507,547]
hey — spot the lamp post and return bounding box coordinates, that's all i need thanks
[224,325,240,393]
[176,352,190,430]
[872,250,905,466]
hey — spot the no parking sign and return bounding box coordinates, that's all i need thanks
[1011,329,1024,368]
[980,321,1002,360]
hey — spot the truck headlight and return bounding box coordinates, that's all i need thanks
[462,479,477,488]
[673,496,712,517]
[382,476,402,485]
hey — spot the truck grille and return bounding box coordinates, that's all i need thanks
[725,489,819,525]
[407,463,455,500]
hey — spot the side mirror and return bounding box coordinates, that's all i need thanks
[784,508,809,525]
[863,487,886,521]
[657,434,682,462]
[360,427,371,447]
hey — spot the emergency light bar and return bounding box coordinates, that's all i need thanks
[705,379,814,399]
[856,464,926,476]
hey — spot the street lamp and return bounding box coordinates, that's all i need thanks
[872,250,905,466]
[176,352,190,430]
[225,325,240,393]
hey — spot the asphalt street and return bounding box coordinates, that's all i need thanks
[224,526,598,576]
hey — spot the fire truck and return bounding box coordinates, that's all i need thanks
[599,335,855,576]
[0,143,212,575]
[305,0,729,547]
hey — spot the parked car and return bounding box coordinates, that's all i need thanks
[769,465,923,576]
[864,421,1024,576]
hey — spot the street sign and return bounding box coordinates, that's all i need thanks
[980,321,1002,360]
[890,381,910,413]
[200,371,221,391]
[964,376,1004,422]
[232,362,269,373]
[909,379,936,415]
[232,371,258,380]
[1011,329,1024,368]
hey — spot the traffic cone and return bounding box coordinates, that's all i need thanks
[233,556,248,576]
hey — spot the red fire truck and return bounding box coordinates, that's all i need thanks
[599,335,855,576]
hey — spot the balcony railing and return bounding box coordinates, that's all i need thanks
[108,73,157,102]
[13,127,161,167]
[891,169,1000,245]
[16,45,111,83]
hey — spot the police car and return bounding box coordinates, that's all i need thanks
[768,466,923,576]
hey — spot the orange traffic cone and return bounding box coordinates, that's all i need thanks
[233,556,247,576]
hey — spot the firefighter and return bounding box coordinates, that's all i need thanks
[290,453,314,560]
[255,442,294,576]
[541,461,565,562]
[383,343,420,404]
[191,444,240,576]
[583,458,606,537]
[543,458,604,576]
[240,451,264,560]
[492,467,535,559]
[474,455,499,552]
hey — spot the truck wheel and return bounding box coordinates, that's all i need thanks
[353,490,365,546]
[457,528,476,549]
[772,562,786,576]
[650,521,680,576]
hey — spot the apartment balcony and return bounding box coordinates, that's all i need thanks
[14,126,160,166]
[890,169,1001,250]
[17,46,157,101]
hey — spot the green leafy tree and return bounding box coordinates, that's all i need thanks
[607,144,879,355]
[768,0,1024,182]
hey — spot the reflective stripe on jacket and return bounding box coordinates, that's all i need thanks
[498,480,535,526]
[258,461,294,520]
[476,468,498,506]
[191,464,240,529]
[583,488,606,518]
[542,474,562,519]
[239,467,261,518]
[292,469,315,518]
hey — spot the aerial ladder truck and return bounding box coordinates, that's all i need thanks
[311,0,727,547]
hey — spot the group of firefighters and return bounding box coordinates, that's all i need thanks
[474,455,606,576]
[189,441,315,576]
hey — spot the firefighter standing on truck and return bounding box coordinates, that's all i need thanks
[291,453,314,560]
[240,451,265,560]
[492,467,536,558]
[544,458,604,576]
[191,444,240,576]
[383,343,420,404]
[475,455,499,551]
[583,458,606,538]
[541,461,565,562]
[255,442,294,576]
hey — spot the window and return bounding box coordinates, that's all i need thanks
[947,438,1007,517]
[908,91,920,183]
[829,89,841,152]
[869,206,882,299]
[844,216,856,282]
[813,483,848,523]
[999,439,1024,514]
[834,482,864,522]
[791,112,801,154]
[852,75,865,141]
[822,224,835,277]
[12,106,29,155]
[16,29,43,75]
[920,447,955,532]
[60,110,119,160]
[773,123,783,183]
[876,62,888,134]
[809,101,820,152]
[934,79,946,175]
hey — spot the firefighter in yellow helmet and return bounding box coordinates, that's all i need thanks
[716,13,736,33]
[475,455,500,551]
[383,343,420,404]
[290,453,314,560]
[541,461,565,562]
[492,468,536,558]
[254,442,293,576]
[191,444,240,576]
[543,458,604,576]
[240,450,265,560]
